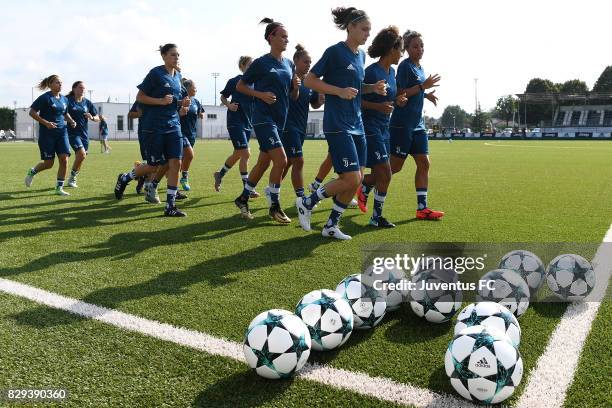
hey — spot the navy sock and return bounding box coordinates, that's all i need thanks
[417,188,427,210]
[219,163,231,178]
[373,191,387,219]
[295,187,305,198]
[362,182,373,196]
[151,180,159,189]
[240,172,249,186]
[30,167,38,175]
[122,170,136,183]
[181,171,188,179]
[56,179,64,188]
[303,186,328,210]
[166,185,178,208]
[241,180,256,200]
[325,198,347,228]
[269,183,280,205]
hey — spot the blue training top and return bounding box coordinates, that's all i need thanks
[179,97,204,139]
[137,65,183,131]
[310,41,365,135]
[361,62,396,132]
[220,75,254,130]
[241,54,295,130]
[31,91,68,133]
[67,96,97,137]
[389,59,426,131]
[284,83,319,134]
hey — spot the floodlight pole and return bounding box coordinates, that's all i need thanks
[211,73,220,105]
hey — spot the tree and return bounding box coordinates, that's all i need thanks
[440,105,469,129]
[523,78,559,126]
[0,107,15,130]
[592,66,612,93]
[525,78,559,94]
[471,104,490,132]
[559,79,589,94]
[494,95,518,126]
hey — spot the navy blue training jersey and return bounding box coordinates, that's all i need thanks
[180,97,204,139]
[389,59,426,131]
[311,42,365,135]
[242,54,295,130]
[285,83,319,134]
[220,75,254,129]
[31,91,68,130]
[362,63,396,129]
[67,96,97,137]
[137,65,183,130]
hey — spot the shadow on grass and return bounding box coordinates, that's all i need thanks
[383,305,454,345]
[193,370,293,408]
[9,304,88,329]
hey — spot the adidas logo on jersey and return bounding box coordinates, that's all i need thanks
[346,64,356,71]
[164,83,171,87]
[269,68,278,73]
[475,357,490,369]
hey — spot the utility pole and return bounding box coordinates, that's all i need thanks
[88,89,93,102]
[211,73,220,105]
[474,78,479,113]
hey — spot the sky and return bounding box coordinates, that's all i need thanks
[1,0,610,117]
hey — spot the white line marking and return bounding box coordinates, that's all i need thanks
[483,142,598,149]
[0,278,472,408]
[516,224,612,408]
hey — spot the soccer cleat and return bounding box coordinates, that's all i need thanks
[25,169,35,187]
[357,186,369,213]
[322,225,352,240]
[114,173,128,200]
[369,216,396,228]
[180,177,191,191]
[295,197,312,231]
[348,198,359,209]
[136,177,145,194]
[269,203,291,224]
[164,206,186,217]
[264,186,272,207]
[416,208,445,220]
[145,187,160,204]
[213,171,222,192]
[176,191,187,200]
[234,196,253,219]
[55,186,70,196]
[67,177,78,188]
[249,189,260,199]
[307,182,319,193]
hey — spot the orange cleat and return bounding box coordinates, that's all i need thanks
[416,208,445,220]
[356,186,368,213]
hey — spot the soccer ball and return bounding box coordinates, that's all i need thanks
[336,274,386,329]
[445,325,523,404]
[243,309,311,379]
[295,289,354,351]
[454,302,521,347]
[363,265,409,311]
[546,254,596,301]
[409,262,463,323]
[477,269,530,317]
[498,250,546,297]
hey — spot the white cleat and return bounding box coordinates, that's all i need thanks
[295,197,312,232]
[25,173,34,188]
[348,198,359,208]
[67,178,78,188]
[322,225,352,240]
[264,186,272,207]
[55,187,70,196]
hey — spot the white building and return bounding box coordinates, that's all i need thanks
[15,101,323,141]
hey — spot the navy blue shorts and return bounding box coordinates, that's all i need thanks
[142,126,183,166]
[254,123,283,152]
[39,128,70,160]
[365,125,390,168]
[69,134,89,153]
[390,127,429,158]
[137,131,147,161]
[228,126,251,150]
[325,131,366,174]
[182,135,195,149]
[281,128,305,158]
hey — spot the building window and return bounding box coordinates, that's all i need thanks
[117,115,124,131]
[207,113,217,120]
[128,117,134,131]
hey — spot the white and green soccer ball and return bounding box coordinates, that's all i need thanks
[445,325,523,404]
[336,274,386,330]
[546,254,596,301]
[498,250,546,297]
[409,263,463,323]
[477,269,530,317]
[454,302,521,347]
[363,265,409,311]
[243,309,311,379]
[295,289,354,351]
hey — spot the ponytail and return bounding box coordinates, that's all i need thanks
[259,17,284,43]
[331,7,368,30]
[37,74,59,91]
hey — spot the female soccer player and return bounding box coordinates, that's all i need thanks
[25,74,77,195]
[388,30,444,220]
[232,18,299,223]
[357,26,406,227]
[215,56,259,198]
[279,44,324,199]
[179,78,204,191]
[66,81,100,188]
[114,43,190,217]
[99,115,110,153]
[296,7,386,240]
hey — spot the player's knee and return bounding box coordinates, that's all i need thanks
[416,157,430,172]
[42,160,54,169]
